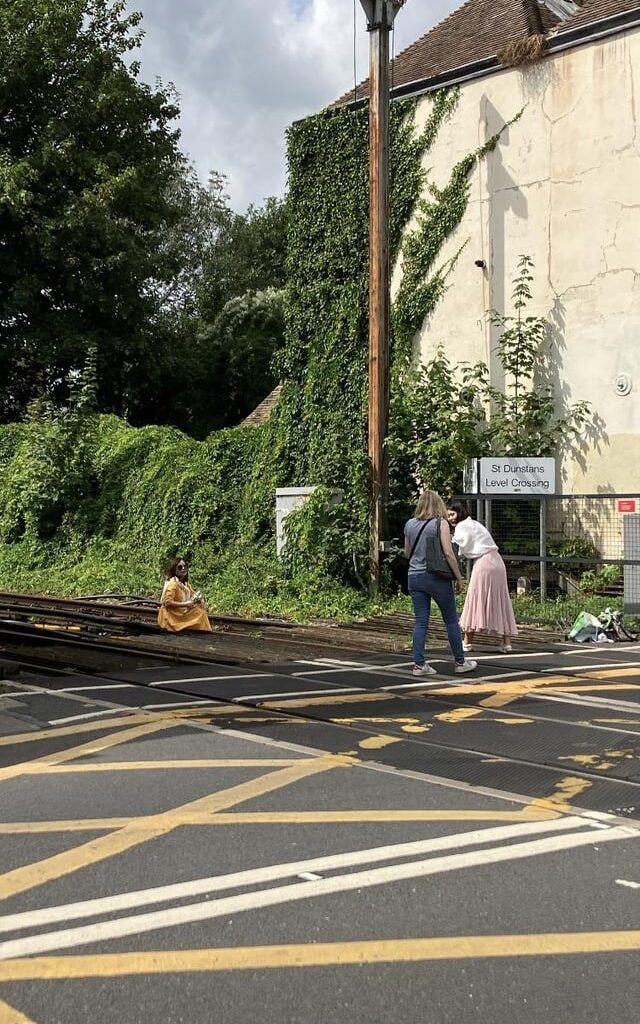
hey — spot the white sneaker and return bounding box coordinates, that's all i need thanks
[462,641,473,652]
[499,644,513,653]
[454,659,478,674]
[412,663,437,676]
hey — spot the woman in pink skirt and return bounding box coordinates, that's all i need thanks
[447,502,517,653]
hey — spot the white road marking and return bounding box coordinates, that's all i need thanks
[469,652,555,661]
[615,879,640,889]
[148,673,266,688]
[298,872,323,881]
[142,700,212,710]
[293,661,411,677]
[0,818,589,936]
[1,825,634,960]
[55,684,137,693]
[552,661,640,672]
[234,687,365,702]
[536,693,640,713]
[47,709,123,725]
[382,670,533,690]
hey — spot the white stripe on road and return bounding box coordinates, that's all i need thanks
[47,709,123,725]
[233,688,365,702]
[293,662,411,677]
[469,652,555,661]
[0,818,589,936]
[615,879,640,890]
[382,670,533,690]
[56,684,136,693]
[0,825,634,960]
[148,673,266,688]
[551,661,640,672]
[141,701,212,710]
[536,692,640,713]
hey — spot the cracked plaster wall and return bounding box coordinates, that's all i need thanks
[396,29,640,493]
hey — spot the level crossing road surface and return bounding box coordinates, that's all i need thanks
[0,638,639,1023]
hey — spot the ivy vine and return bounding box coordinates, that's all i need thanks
[0,88,522,609]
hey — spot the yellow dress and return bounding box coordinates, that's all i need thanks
[157,577,213,633]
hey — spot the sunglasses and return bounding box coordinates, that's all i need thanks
[176,563,188,570]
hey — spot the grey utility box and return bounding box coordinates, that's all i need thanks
[623,513,640,614]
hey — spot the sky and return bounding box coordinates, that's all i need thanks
[132,0,461,211]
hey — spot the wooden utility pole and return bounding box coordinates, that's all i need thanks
[359,0,404,592]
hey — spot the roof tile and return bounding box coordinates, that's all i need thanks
[335,0,560,106]
[555,0,640,29]
[334,0,640,107]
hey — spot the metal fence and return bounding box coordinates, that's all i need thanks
[454,493,640,610]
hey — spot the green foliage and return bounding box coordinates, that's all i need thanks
[580,564,622,594]
[387,349,486,510]
[0,0,185,420]
[483,256,591,456]
[0,85,527,616]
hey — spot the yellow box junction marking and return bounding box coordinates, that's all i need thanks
[0,756,350,901]
[0,719,179,784]
[0,997,37,1023]
[0,808,555,835]
[1,932,639,980]
[42,759,301,773]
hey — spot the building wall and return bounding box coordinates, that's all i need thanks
[393,28,640,494]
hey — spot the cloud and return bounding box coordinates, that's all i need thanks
[133,0,460,210]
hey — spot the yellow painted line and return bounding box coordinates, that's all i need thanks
[527,776,592,814]
[579,667,640,680]
[0,713,162,748]
[0,757,346,900]
[0,809,556,834]
[492,718,533,725]
[0,997,36,1022]
[358,735,402,749]
[41,759,300,773]
[263,692,391,710]
[0,720,178,784]
[1,931,639,979]
[435,707,484,722]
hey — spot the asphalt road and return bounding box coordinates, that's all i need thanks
[0,638,639,1023]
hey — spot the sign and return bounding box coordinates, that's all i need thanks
[618,499,637,513]
[477,457,556,495]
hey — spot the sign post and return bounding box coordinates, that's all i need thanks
[468,457,557,602]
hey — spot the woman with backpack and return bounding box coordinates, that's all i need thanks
[404,490,477,677]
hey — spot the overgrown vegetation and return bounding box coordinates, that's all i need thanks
[1,47,590,623]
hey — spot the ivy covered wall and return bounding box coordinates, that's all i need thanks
[0,89,515,613]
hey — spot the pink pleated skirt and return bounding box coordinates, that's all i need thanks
[459,549,518,638]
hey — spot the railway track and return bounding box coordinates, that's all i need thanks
[0,589,559,673]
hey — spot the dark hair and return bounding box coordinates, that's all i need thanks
[166,556,188,579]
[448,501,470,522]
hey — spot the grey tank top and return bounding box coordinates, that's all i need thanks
[404,517,440,573]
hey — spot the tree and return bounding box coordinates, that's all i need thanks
[0,0,186,421]
[196,195,289,326]
[483,255,590,455]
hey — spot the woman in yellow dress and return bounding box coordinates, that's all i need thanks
[157,557,213,633]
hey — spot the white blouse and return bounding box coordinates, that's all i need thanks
[453,518,498,559]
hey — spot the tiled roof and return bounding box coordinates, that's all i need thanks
[334,0,640,107]
[241,385,282,427]
[335,0,560,106]
[555,0,640,29]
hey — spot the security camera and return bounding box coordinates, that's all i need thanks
[474,259,486,269]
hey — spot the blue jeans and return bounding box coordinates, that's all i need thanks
[408,571,465,666]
